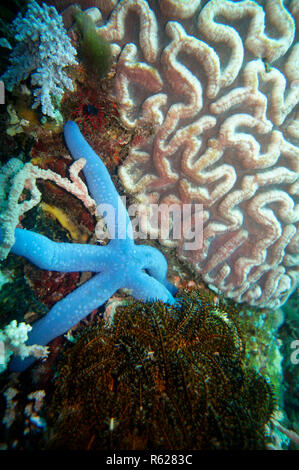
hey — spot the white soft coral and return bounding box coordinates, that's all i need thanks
[1,0,77,119]
[0,320,49,373]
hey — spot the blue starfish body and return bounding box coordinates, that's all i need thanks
[3,121,177,372]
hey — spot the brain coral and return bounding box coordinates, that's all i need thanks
[95,0,299,309]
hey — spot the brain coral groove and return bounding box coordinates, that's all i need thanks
[95,0,299,308]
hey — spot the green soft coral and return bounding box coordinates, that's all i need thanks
[73,7,112,79]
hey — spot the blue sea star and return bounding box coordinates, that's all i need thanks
[4,121,177,372]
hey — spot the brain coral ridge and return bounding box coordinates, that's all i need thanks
[95,0,299,309]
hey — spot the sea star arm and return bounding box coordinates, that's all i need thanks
[10,227,114,272]
[125,270,175,305]
[9,270,121,372]
[64,120,134,243]
[136,244,178,295]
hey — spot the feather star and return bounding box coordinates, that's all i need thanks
[6,121,177,372]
